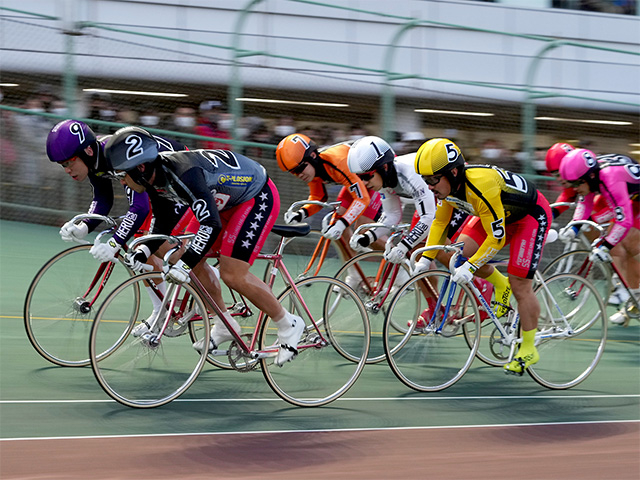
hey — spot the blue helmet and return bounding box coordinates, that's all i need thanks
[46,120,97,163]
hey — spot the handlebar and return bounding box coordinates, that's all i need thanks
[563,219,606,236]
[549,202,576,209]
[129,233,195,267]
[286,200,341,213]
[352,222,410,236]
[69,213,118,228]
[409,242,465,272]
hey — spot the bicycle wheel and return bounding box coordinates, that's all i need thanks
[334,251,419,364]
[260,276,370,407]
[383,270,481,392]
[24,244,134,367]
[90,272,210,408]
[542,250,612,302]
[528,273,607,390]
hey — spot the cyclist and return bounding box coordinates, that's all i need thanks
[415,138,552,375]
[46,119,189,330]
[558,148,640,325]
[275,133,384,252]
[545,143,630,306]
[104,126,305,365]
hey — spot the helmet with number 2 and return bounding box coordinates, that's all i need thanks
[46,120,97,163]
[545,142,574,173]
[104,126,159,172]
[275,133,318,172]
[559,148,599,182]
[347,136,395,174]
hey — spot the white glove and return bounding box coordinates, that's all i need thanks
[60,221,89,243]
[413,256,432,275]
[349,231,375,253]
[90,237,121,263]
[284,209,307,225]
[164,259,192,284]
[558,226,578,244]
[384,241,409,264]
[590,245,612,263]
[323,221,347,241]
[452,261,477,285]
[123,245,153,273]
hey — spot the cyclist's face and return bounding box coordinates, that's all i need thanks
[121,172,146,193]
[426,174,451,200]
[60,157,89,182]
[360,172,382,191]
[571,179,590,196]
[292,162,315,183]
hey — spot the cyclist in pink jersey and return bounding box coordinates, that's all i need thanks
[558,149,640,325]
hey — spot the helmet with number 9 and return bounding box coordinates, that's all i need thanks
[275,133,317,172]
[559,148,599,182]
[545,142,574,173]
[347,136,395,174]
[104,126,159,172]
[46,120,97,164]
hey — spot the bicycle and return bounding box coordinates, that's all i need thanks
[23,213,136,367]
[382,241,607,392]
[88,224,370,408]
[544,219,639,326]
[333,222,417,364]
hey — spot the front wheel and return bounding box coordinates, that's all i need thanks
[260,276,370,407]
[542,250,612,302]
[383,270,481,392]
[528,273,607,390]
[90,272,210,408]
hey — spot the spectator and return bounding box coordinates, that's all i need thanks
[170,106,198,148]
[398,131,426,155]
[195,101,231,150]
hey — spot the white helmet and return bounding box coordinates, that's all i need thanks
[347,136,395,174]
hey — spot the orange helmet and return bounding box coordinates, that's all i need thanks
[275,133,317,172]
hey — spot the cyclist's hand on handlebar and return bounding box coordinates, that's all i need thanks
[452,261,477,285]
[413,256,432,275]
[163,259,191,284]
[558,226,578,243]
[90,237,120,263]
[123,246,153,273]
[350,231,375,253]
[60,220,89,243]
[590,245,612,263]
[322,220,347,241]
[384,240,409,264]
[284,209,307,225]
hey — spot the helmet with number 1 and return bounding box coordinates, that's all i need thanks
[415,138,466,190]
[347,136,395,174]
[275,133,318,172]
[46,120,97,164]
[559,148,599,182]
[545,142,574,173]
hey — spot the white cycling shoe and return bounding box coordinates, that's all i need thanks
[132,309,160,337]
[193,317,242,352]
[275,313,305,366]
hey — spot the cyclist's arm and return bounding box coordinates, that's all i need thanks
[572,192,595,224]
[403,178,436,249]
[82,174,115,232]
[599,168,638,248]
[422,200,454,260]
[111,186,151,246]
[552,187,577,219]
[337,173,370,227]
[300,178,328,217]
[369,190,403,240]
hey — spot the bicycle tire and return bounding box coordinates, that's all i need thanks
[527,273,607,390]
[90,272,210,408]
[383,270,481,392]
[542,249,613,302]
[24,244,134,367]
[334,250,419,364]
[260,276,370,407]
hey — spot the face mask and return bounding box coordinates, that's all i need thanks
[100,109,116,118]
[175,116,195,128]
[274,125,295,137]
[482,148,501,159]
[52,108,67,116]
[140,115,159,126]
[218,119,233,131]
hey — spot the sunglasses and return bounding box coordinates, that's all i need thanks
[569,179,585,188]
[358,171,376,181]
[103,171,128,180]
[289,162,308,175]
[423,175,443,186]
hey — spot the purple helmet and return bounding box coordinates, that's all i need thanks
[559,148,599,182]
[46,120,97,163]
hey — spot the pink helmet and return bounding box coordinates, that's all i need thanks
[559,148,598,182]
[545,143,574,172]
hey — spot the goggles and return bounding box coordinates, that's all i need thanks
[358,171,376,181]
[289,162,308,175]
[423,174,443,186]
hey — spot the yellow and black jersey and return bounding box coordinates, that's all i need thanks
[425,165,538,267]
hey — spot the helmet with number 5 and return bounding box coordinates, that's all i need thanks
[415,138,466,191]
[104,126,159,172]
[545,142,574,173]
[275,133,318,172]
[46,119,97,164]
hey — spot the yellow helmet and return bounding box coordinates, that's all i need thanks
[275,133,317,172]
[414,138,465,176]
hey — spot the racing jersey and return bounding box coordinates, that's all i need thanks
[424,164,538,269]
[573,154,640,248]
[370,152,436,249]
[82,134,185,246]
[300,143,370,226]
[144,149,269,268]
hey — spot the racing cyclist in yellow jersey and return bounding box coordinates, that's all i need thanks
[415,138,553,374]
